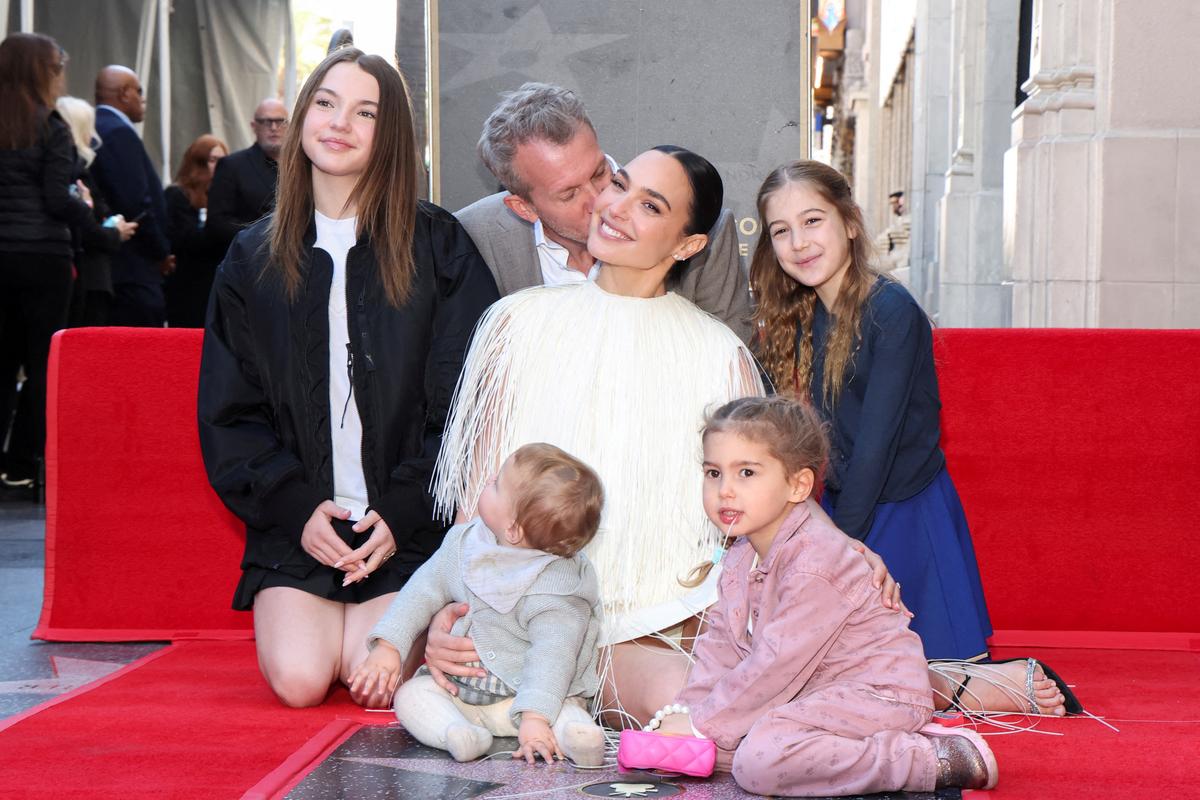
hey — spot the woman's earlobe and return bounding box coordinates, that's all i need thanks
[679,233,708,261]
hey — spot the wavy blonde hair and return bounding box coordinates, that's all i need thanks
[749,161,878,405]
[55,96,98,165]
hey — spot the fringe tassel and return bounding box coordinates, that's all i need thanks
[433,283,763,640]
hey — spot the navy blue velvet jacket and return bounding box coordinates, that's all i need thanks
[807,278,945,539]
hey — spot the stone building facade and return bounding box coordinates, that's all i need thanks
[822,0,1197,328]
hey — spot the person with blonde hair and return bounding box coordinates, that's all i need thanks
[55,94,137,326]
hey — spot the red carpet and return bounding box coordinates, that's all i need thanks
[0,641,381,800]
[964,645,1200,799]
[35,329,1200,642]
[36,328,251,641]
[0,641,1193,799]
[935,329,1200,636]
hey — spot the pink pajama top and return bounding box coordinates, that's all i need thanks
[677,501,933,752]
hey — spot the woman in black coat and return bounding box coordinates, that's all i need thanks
[164,133,228,327]
[198,47,499,709]
[0,33,95,488]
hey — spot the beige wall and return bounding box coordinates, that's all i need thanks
[1007,0,1200,328]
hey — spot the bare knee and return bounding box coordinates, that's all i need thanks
[264,664,335,708]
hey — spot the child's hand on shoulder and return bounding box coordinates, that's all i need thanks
[348,642,402,705]
[515,713,562,765]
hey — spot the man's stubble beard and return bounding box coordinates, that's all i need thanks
[538,214,590,251]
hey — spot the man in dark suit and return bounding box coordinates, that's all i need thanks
[455,83,752,342]
[91,65,172,327]
[207,98,287,251]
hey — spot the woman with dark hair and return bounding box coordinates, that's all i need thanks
[164,133,228,327]
[428,149,1058,733]
[198,47,499,708]
[0,33,94,491]
[431,146,772,726]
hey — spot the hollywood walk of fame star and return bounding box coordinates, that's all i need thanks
[0,656,124,695]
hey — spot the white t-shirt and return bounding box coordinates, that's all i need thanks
[315,210,369,521]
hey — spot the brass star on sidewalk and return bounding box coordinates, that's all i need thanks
[0,656,123,695]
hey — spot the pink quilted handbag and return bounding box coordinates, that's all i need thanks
[617,729,717,777]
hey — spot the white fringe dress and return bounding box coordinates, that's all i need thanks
[433,281,763,645]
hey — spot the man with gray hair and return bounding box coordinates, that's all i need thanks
[455,83,752,342]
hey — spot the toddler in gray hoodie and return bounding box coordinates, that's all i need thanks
[349,443,606,765]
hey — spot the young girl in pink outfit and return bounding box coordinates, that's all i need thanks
[655,396,998,796]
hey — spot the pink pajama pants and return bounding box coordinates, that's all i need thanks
[726,683,937,797]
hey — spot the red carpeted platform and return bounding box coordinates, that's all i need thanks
[21,327,1200,797]
[35,328,250,641]
[935,330,1200,641]
[34,328,1200,643]
[0,641,381,800]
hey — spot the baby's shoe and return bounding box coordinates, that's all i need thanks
[559,720,606,767]
[445,722,493,762]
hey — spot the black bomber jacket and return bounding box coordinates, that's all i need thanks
[198,201,499,582]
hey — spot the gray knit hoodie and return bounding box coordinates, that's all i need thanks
[368,519,603,726]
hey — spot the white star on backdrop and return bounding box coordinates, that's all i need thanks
[440,4,629,93]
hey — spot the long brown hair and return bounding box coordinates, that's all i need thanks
[680,396,830,587]
[750,160,878,405]
[173,133,228,209]
[268,47,420,307]
[0,32,65,149]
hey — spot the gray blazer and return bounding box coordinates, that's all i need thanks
[455,192,754,343]
[369,522,602,726]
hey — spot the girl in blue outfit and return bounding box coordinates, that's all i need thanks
[748,160,991,662]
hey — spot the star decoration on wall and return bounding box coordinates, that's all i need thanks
[440,4,628,93]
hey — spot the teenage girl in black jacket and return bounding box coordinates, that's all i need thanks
[198,47,499,708]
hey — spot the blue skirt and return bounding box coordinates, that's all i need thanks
[824,468,993,660]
